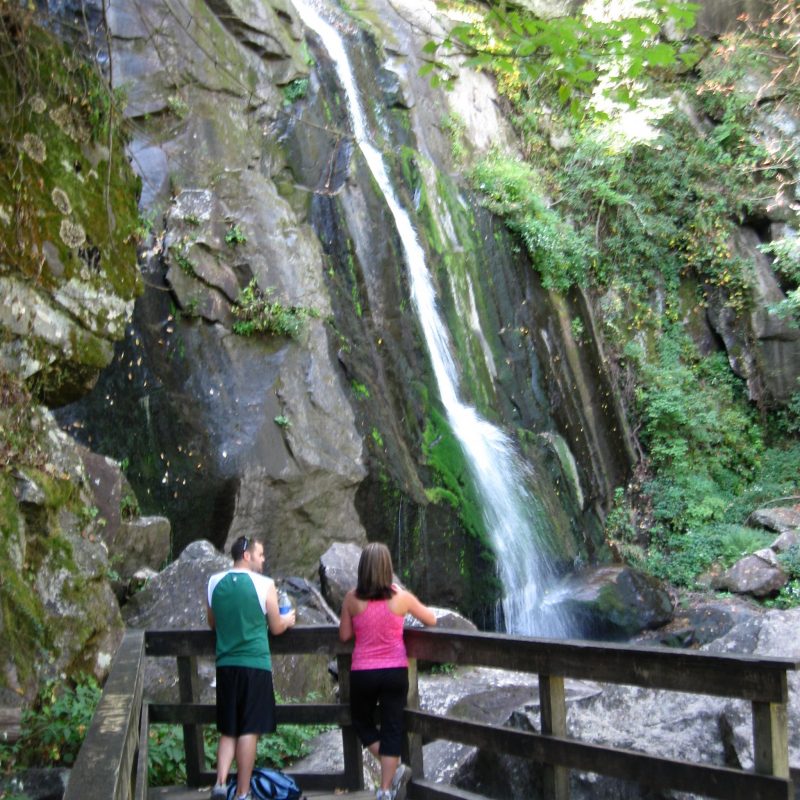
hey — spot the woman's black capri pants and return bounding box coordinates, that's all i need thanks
[349,667,409,757]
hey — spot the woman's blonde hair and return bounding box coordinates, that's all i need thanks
[355,542,395,600]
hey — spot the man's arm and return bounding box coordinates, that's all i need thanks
[265,581,295,634]
[207,603,215,630]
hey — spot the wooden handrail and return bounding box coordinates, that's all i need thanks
[69,624,797,800]
[64,630,145,800]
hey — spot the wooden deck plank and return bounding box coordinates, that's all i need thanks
[148,789,375,800]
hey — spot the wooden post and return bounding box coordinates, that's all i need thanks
[540,674,569,800]
[752,700,790,779]
[134,702,149,800]
[338,654,364,790]
[403,658,424,782]
[178,655,205,787]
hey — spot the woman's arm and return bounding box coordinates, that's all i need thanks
[339,590,355,642]
[266,580,296,635]
[399,590,437,626]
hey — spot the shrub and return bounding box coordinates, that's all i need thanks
[0,675,101,770]
[232,280,318,339]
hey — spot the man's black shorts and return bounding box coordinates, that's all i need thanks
[216,666,276,736]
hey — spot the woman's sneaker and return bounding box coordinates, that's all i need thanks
[209,784,227,800]
[390,763,410,800]
[376,791,392,800]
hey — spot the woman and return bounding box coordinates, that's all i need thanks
[339,543,437,800]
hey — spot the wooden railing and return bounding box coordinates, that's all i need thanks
[64,625,798,800]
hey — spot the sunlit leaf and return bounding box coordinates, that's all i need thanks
[645,42,677,66]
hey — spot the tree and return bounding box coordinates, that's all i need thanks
[422,1,700,117]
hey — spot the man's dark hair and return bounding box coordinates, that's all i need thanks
[231,535,261,562]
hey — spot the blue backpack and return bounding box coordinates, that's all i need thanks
[226,768,303,800]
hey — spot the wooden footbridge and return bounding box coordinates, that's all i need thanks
[62,625,798,800]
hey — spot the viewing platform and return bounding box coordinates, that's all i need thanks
[64,625,799,800]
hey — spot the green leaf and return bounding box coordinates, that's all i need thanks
[645,42,677,67]
[576,69,598,83]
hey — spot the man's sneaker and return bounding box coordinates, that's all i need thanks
[390,763,410,800]
[376,791,392,800]
[210,784,227,800]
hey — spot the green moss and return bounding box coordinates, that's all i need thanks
[0,9,142,300]
[0,475,50,687]
[422,408,487,548]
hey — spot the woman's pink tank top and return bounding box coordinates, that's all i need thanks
[351,599,408,671]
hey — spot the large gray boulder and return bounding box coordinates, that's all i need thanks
[712,548,788,597]
[556,566,674,638]
[748,506,800,536]
[319,542,362,614]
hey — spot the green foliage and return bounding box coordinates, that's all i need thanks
[440,112,467,161]
[232,279,319,339]
[626,330,791,587]
[604,487,645,565]
[0,675,101,770]
[423,1,699,116]
[646,524,775,587]
[147,724,188,787]
[636,337,763,481]
[225,224,247,246]
[767,541,800,607]
[147,716,330,787]
[281,78,310,104]
[167,94,189,118]
[120,490,140,520]
[351,381,370,399]
[274,414,291,428]
[470,151,592,290]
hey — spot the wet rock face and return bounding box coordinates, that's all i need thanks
[56,0,368,576]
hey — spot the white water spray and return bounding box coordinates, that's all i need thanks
[292,0,570,636]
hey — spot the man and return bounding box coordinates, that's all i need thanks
[207,536,296,800]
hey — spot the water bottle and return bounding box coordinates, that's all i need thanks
[278,589,292,615]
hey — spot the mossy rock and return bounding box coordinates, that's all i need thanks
[0,8,142,403]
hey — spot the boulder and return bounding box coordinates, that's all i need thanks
[639,597,759,648]
[0,768,70,800]
[557,566,673,638]
[77,447,170,579]
[115,516,171,579]
[319,542,363,613]
[712,549,788,597]
[748,506,800,536]
[771,530,800,554]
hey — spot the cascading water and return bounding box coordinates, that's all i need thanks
[292,0,571,637]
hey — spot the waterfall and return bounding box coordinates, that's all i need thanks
[292,0,570,637]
